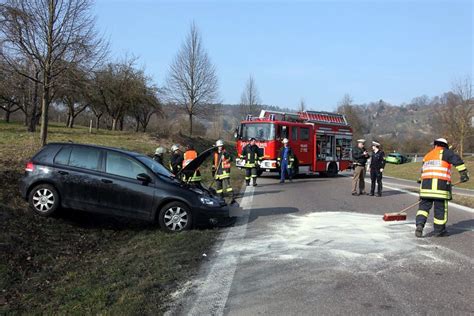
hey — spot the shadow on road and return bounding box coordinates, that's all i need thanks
[246,207,299,224]
[423,219,474,237]
[379,190,408,197]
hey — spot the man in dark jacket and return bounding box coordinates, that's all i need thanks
[169,144,183,175]
[352,139,369,196]
[368,141,385,197]
[277,138,295,183]
[241,138,262,186]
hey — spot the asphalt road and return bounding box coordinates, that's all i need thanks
[170,172,474,316]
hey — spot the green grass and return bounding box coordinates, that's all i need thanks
[383,157,474,190]
[0,121,244,314]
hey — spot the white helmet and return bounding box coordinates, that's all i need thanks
[155,147,165,155]
[282,138,289,144]
[216,139,224,147]
[171,144,180,152]
[434,138,448,146]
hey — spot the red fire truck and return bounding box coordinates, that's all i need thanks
[235,110,353,176]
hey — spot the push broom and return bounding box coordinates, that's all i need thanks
[382,181,461,221]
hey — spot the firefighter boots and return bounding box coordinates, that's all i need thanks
[415,224,423,238]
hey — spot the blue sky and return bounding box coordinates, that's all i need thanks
[94,0,473,110]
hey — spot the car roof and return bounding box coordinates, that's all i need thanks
[47,142,142,157]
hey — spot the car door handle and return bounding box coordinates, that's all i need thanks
[58,171,69,175]
[101,179,113,184]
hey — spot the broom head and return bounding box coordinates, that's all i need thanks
[383,212,407,222]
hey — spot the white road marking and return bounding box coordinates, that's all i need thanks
[187,186,254,316]
[364,180,474,213]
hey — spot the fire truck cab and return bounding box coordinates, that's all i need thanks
[235,110,353,176]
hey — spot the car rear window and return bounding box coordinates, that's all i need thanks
[32,144,61,164]
[54,146,71,165]
[68,147,101,171]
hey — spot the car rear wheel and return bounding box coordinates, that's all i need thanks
[158,202,192,232]
[28,184,60,216]
[327,162,338,177]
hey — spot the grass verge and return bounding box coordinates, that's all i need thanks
[0,121,244,314]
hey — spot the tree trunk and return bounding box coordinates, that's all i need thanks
[68,115,75,128]
[112,118,117,131]
[40,84,50,146]
[66,114,71,127]
[96,114,102,130]
[5,110,10,123]
[135,117,140,132]
[119,116,124,131]
[189,112,193,136]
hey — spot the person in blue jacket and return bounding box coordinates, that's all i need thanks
[277,138,295,183]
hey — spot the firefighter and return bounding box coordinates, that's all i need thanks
[153,146,166,165]
[213,139,233,198]
[182,144,202,185]
[415,138,469,238]
[277,138,295,183]
[169,144,183,175]
[352,139,369,196]
[367,141,385,197]
[241,137,262,186]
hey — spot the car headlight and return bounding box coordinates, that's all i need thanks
[200,196,218,207]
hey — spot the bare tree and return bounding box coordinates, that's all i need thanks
[240,74,261,117]
[94,59,138,131]
[438,76,473,156]
[0,0,107,145]
[56,65,90,128]
[336,93,365,139]
[166,22,219,136]
[298,98,306,112]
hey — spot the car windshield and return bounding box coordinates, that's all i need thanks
[388,154,399,157]
[137,155,174,178]
[241,123,275,141]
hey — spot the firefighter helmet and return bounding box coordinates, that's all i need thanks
[171,144,180,152]
[434,138,448,146]
[155,147,165,155]
[216,139,224,147]
[282,138,289,144]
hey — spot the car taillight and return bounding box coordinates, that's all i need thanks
[25,162,35,172]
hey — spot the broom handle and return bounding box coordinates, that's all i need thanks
[399,181,462,213]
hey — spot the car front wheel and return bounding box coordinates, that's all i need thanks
[28,184,60,216]
[158,202,193,232]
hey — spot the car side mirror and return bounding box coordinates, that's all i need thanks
[137,173,152,184]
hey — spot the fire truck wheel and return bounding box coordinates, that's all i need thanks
[327,162,338,177]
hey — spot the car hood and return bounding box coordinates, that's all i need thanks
[177,146,215,176]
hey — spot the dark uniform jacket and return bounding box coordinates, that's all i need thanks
[241,144,262,166]
[170,153,183,174]
[370,150,386,170]
[352,147,368,166]
[153,154,163,165]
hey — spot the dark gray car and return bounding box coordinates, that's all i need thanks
[19,143,231,232]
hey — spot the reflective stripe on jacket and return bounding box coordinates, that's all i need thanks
[183,150,198,168]
[241,144,262,168]
[419,146,465,200]
[214,150,232,179]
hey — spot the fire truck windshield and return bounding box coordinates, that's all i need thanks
[241,123,275,141]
